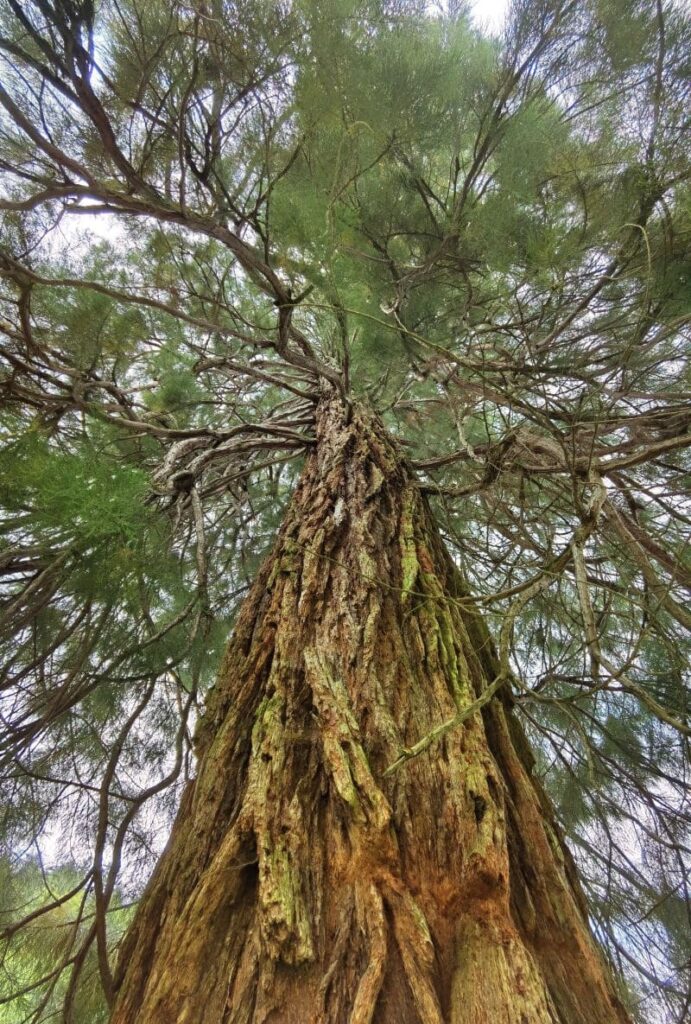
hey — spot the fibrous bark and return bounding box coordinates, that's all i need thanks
[111,393,631,1024]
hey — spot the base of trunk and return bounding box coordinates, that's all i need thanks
[111,396,630,1024]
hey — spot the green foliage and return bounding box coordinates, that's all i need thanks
[0,858,128,1024]
[0,433,148,544]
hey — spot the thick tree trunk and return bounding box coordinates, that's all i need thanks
[111,394,630,1024]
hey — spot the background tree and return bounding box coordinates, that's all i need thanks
[0,0,688,1021]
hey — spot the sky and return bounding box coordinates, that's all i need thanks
[470,0,510,33]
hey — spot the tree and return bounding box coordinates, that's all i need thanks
[0,0,688,1021]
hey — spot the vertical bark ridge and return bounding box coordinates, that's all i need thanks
[111,392,631,1024]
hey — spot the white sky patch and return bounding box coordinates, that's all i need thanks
[469,0,510,34]
[53,205,125,251]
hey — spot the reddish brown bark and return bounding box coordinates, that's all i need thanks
[111,393,631,1024]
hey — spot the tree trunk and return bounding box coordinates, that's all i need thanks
[111,393,631,1024]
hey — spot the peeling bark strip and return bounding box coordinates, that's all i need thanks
[111,394,630,1024]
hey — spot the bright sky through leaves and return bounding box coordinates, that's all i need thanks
[470,0,509,32]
